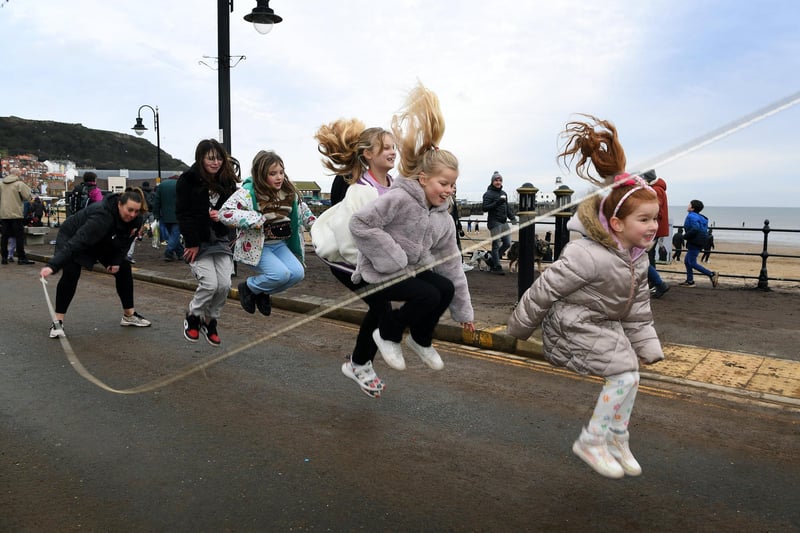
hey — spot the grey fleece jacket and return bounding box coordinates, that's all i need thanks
[349,177,474,324]
[507,196,664,377]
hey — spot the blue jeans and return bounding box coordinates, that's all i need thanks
[161,222,184,258]
[248,241,304,295]
[684,247,713,282]
[489,223,511,269]
[648,265,664,287]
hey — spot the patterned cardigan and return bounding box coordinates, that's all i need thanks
[219,178,316,266]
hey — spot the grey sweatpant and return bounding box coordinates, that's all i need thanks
[188,253,233,320]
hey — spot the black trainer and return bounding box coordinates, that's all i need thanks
[255,293,272,316]
[238,282,256,314]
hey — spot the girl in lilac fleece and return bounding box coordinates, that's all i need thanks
[349,82,475,376]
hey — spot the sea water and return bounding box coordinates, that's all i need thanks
[669,206,800,246]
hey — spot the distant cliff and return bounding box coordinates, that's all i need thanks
[0,116,189,170]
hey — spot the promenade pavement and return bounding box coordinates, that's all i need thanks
[22,235,800,408]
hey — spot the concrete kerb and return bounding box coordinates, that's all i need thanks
[28,251,800,408]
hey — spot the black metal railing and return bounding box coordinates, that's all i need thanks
[462,217,799,291]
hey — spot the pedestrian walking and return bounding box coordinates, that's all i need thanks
[508,115,664,479]
[680,200,719,287]
[39,189,151,338]
[350,82,475,376]
[701,228,715,263]
[672,227,684,262]
[176,139,240,346]
[220,150,316,317]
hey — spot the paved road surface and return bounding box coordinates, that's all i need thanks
[1,268,798,531]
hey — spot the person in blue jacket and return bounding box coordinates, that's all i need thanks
[680,199,719,288]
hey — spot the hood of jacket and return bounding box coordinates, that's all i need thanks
[2,175,21,184]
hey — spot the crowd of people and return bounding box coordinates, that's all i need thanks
[13,81,729,481]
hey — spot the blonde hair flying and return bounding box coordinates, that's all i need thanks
[391,81,458,180]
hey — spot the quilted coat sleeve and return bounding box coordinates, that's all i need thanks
[349,195,408,275]
[507,242,594,340]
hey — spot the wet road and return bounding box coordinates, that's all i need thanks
[2,267,798,531]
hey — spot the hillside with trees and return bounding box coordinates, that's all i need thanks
[0,116,188,170]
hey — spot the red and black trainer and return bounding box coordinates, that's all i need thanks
[184,313,201,342]
[201,319,221,347]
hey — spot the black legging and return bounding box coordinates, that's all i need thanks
[55,260,134,314]
[330,266,392,366]
[373,270,454,347]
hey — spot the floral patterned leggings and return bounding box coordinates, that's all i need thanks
[588,370,640,435]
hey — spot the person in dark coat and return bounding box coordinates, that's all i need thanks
[39,190,151,338]
[176,139,240,346]
[152,175,184,261]
[481,171,516,274]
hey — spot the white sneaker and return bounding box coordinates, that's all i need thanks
[572,428,624,479]
[120,312,151,327]
[462,263,474,272]
[341,359,384,398]
[607,431,642,476]
[49,320,66,339]
[372,329,406,370]
[405,336,444,370]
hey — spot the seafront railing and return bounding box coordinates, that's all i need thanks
[664,220,800,290]
[462,218,799,291]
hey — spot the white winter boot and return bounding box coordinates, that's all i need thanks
[607,430,642,476]
[572,427,624,479]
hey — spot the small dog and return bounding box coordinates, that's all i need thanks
[506,240,543,273]
[507,241,519,273]
[466,249,495,271]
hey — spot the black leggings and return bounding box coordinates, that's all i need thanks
[373,270,454,347]
[55,260,134,315]
[330,266,392,366]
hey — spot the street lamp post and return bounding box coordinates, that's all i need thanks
[217,0,283,155]
[131,105,161,185]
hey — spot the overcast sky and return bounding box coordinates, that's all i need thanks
[3,0,799,209]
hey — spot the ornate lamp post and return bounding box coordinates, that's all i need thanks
[515,182,539,299]
[553,184,574,260]
[217,0,283,155]
[131,105,161,185]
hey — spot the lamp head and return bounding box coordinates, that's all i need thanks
[132,117,147,136]
[244,0,282,34]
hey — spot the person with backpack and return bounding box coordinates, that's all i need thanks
[680,200,719,288]
[68,172,103,216]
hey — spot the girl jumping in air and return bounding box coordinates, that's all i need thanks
[349,82,475,377]
[508,115,664,479]
[311,119,397,398]
[219,150,316,316]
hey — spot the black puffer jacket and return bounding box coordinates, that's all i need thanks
[47,193,142,272]
[481,185,516,228]
[176,166,236,249]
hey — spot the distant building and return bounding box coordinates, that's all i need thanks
[294,180,322,202]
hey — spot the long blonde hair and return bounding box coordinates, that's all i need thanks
[314,118,394,184]
[391,81,458,180]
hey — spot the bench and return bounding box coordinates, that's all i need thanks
[24,226,50,245]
